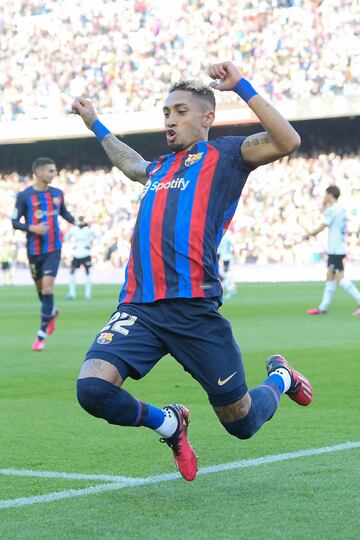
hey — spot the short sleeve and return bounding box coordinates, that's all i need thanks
[145,160,159,177]
[213,136,255,174]
[324,206,335,226]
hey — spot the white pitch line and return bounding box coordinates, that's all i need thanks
[0,469,134,483]
[0,483,128,510]
[1,440,359,510]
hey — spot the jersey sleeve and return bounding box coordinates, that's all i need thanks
[145,160,158,177]
[225,136,256,172]
[59,194,76,224]
[324,206,336,226]
[11,192,29,231]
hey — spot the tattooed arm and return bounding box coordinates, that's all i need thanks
[71,97,149,185]
[240,95,301,167]
[100,134,149,185]
[208,62,301,167]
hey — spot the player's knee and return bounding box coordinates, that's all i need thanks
[221,406,258,440]
[76,377,138,426]
[42,286,53,295]
[76,377,113,418]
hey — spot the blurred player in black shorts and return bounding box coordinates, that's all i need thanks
[304,185,360,316]
[64,217,97,300]
[12,157,78,351]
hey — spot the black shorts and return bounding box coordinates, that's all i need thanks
[1,262,10,271]
[28,250,61,281]
[71,256,92,273]
[85,298,248,407]
[327,254,345,273]
[223,260,230,273]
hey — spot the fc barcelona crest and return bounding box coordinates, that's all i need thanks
[97,332,114,345]
[185,152,203,167]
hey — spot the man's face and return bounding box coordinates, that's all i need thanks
[163,90,214,152]
[34,164,57,185]
[323,192,335,207]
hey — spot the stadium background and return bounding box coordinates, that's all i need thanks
[1,0,359,285]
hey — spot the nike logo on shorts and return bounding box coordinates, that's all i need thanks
[217,371,237,386]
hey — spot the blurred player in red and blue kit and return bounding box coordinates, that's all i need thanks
[72,61,313,481]
[12,157,77,351]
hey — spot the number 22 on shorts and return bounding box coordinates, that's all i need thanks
[100,312,137,336]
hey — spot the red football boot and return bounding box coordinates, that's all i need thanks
[266,354,313,406]
[47,309,60,335]
[160,404,198,481]
[32,338,45,351]
[307,308,326,315]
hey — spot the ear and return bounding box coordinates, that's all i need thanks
[203,110,215,128]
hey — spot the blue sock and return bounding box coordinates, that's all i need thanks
[40,294,54,334]
[251,383,280,419]
[222,384,279,439]
[139,402,165,430]
[77,377,166,429]
[264,373,285,394]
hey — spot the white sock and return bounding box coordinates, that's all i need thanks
[154,406,178,438]
[37,329,47,340]
[319,280,337,312]
[269,368,291,393]
[69,275,76,297]
[339,279,360,304]
[85,276,92,299]
[223,274,236,298]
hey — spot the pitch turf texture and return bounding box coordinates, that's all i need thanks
[1,282,359,540]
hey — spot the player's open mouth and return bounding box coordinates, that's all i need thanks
[166,129,177,142]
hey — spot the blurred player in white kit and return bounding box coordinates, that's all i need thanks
[217,232,236,300]
[304,185,360,316]
[65,217,97,300]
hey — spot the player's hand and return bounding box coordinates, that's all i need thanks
[208,62,242,91]
[70,97,98,130]
[29,223,48,235]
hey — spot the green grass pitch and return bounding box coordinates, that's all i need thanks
[0,282,359,539]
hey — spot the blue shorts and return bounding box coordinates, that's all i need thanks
[85,298,248,406]
[28,250,61,281]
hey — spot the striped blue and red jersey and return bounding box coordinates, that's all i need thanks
[119,136,254,304]
[12,186,75,256]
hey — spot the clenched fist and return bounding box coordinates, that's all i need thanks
[208,62,242,91]
[70,97,98,130]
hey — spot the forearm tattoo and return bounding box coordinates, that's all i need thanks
[101,134,148,183]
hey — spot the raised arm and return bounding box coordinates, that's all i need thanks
[208,62,301,167]
[71,98,149,185]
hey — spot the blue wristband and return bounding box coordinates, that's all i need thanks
[91,119,111,142]
[233,78,258,103]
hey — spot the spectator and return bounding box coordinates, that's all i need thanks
[1,0,359,121]
[2,152,360,270]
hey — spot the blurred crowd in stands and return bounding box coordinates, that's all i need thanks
[1,152,359,270]
[1,0,359,121]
